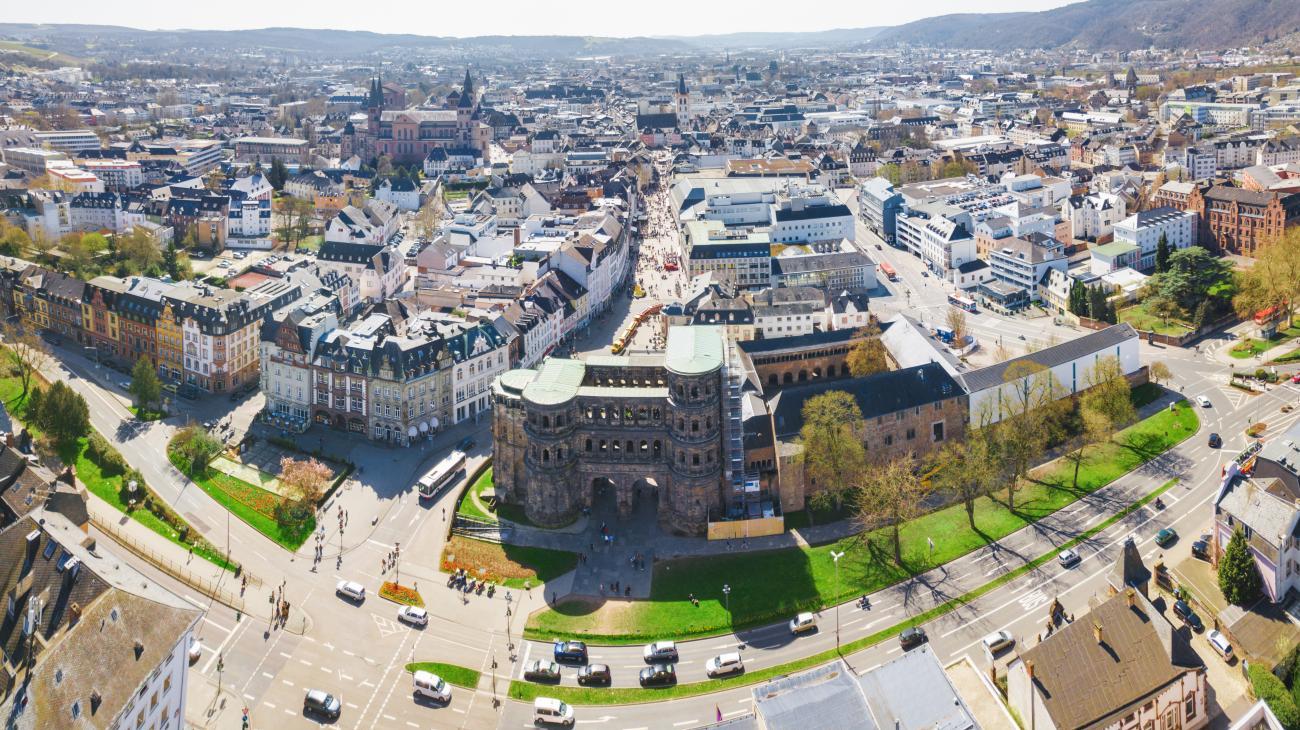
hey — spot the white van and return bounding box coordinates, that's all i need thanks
[533,697,575,726]
[412,670,451,702]
[335,580,365,602]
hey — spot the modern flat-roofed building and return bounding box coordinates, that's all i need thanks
[233,136,311,165]
[1,147,69,174]
[1113,207,1198,271]
[33,129,101,153]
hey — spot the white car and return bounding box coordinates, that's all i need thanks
[982,630,1015,654]
[1197,395,1212,407]
[335,580,365,602]
[705,652,744,677]
[412,670,451,702]
[397,605,428,626]
[1207,630,1234,660]
[642,640,678,662]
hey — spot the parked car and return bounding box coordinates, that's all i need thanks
[982,630,1015,654]
[1191,535,1211,560]
[335,580,366,602]
[533,697,575,726]
[524,660,561,683]
[899,627,928,650]
[303,689,341,720]
[1155,528,1178,547]
[638,663,676,687]
[1058,548,1081,568]
[1173,600,1204,632]
[576,664,611,686]
[458,436,476,451]
[397,605,428,626]
[1291,374,1300,384]
[788,612,817,635]
[1197,395,1212,407]
[1207,630,1234,660]
[705,652,744,678]
[1208,433,1222,448]
[642,640,678,663]
[412,671,451,702]
[553,640,588,664]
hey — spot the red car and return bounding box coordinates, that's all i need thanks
[1291,374,1300,384]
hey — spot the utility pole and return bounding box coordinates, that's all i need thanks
[831,550,845,654]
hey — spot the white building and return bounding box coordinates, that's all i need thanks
[895,202,977,280]
[375,178,422,211]
[261,309,338,428]
[1113,207,1197,271]
[1064,192,1127,243]
[81,159,144,189]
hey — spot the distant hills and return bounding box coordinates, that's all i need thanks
[2,1,1299,62]
[870,0,1300,51]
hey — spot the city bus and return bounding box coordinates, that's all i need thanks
[879,261,898,281]
[418,450,467,499]
[948,293,978,313]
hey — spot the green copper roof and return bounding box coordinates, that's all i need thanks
[522,359,586,405]
[665,326,724,376]
[1092,241,1139,257]
[498,368,537,395]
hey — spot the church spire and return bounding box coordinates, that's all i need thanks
[677,72,687,95]
[458,68,475,109]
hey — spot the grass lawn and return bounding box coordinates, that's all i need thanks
[295,235,323,252]
[525,399,1198,644]
[404,662,481,689]
[167,451,314,550]
[511,478,1179,705]
[1273,347,1300,364]
[0,371,233,570]
[440,535,577,589]
[128,405,167,421]
[1118,302,1193,337]
[456,467,497,523]
[1231,320,1300,359]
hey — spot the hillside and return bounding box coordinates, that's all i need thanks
[871,0,1300,50]
[664,27,887,50]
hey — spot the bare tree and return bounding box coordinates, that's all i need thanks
[1148,360,1172,386]
[1,321,49,398]
[932,428,999,530]
[856,456,931,564]
[993,361,1066,511]
[845,324,890,377]
[945,307,969,346]
[798,391,868,511]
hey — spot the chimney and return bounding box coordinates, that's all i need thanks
[1093,622,1104,644]
[1025,660,1035,680]
[1126,587,1136,609]
[60,466,76,486]
[5,432,13,448]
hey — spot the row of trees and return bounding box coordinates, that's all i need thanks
[1233,227,1300,331]
[0,219,190,281]
[799,357,1137,563]
[1067,280,1119,324]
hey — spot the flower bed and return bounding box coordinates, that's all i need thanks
[1246,422,1267,438]
[380,581,424,607]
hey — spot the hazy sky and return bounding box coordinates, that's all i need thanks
[9,0,1076,37]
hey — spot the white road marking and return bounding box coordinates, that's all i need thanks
[281,679,294,686]
[263,702,276,709]
[673,722,698,727]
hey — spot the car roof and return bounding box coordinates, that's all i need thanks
[534,697,564,710]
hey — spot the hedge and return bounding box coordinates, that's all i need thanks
[1249,663,1300,730]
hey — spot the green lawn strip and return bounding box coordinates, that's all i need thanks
[1272,348,1300,364]
[456,467,497,523]
[166,451,313,550]
[0,372,234,570]
[525,400,1197,644]
[403,662,481,689]
[498,544,579,589]
[128,405,166,421]
[510,478,1180,706]
[1118,303,1193,337]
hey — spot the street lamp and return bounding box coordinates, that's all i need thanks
[722,584,731,613]
[127,480,138,512]
[830,550,845,653]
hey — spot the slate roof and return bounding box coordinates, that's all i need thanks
[770,363,963,440]
[773,204,852,223]
[959,323,1137,392]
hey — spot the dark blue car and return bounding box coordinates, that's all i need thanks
[553,640,588,664]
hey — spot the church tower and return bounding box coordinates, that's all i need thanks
[367,73,384,144]
[675,73,689,129]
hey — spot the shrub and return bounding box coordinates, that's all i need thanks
[87,432,127,475]
[1248,663,1300,730]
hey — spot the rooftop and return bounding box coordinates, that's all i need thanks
[665,325,724,376]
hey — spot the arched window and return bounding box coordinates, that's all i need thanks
[542,449,550,463]
[692,420,699,433]
[813,367,822,378]
[798,370,808,382]
[691,386,699,399]
[541,415,550,428]
[585,439,593,452]
[653,441,662,457]
[626,440,634,453]
[705,416,712,429]
[783,372,793,384]
[679,452,686,464]
[653,408,661,420]
[768,374,778,387]
[678,418,685,431]
[612,441,620,452]
[640,440,648,452]
[692,453,700,465]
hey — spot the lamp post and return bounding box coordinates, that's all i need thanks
[127,480,138,512]
[722,584,731,613]
[830,550,845,653]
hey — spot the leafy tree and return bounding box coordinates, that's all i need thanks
[855,456,931,564]
[1155,233,1171,273]
[267,158,288,190]
[798,391,867,510]
[275,457,330,533]
[845,325,889,378]
[34,381,89,446]
[119,228,163,274]
[1233,227,1300,331]
[1,322,49,398]
[162,239,180,278]
[129,357,162,412]
[169,425,223,475]
[1067,279,1089,316]
[1147,246,1234,315]
[1146,294,1181,326]
[877,163,903,186]
[1218,528,1261,605]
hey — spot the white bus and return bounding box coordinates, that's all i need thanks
[418,450,467,499]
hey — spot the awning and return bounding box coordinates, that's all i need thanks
[407,426,418,438]
[419,422,429,433]
[429,417,439,429]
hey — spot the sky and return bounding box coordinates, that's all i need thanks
[6,0,1077,37]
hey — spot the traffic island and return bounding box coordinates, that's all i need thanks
[380,581,425,607]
